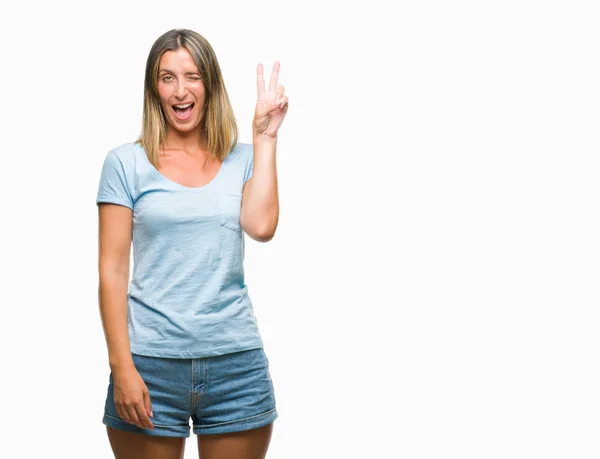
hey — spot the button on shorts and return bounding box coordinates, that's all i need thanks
[102,348,278,437]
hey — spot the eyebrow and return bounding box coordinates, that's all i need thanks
[159,69,200,75]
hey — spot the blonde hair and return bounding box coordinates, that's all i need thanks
[135,29,238,167]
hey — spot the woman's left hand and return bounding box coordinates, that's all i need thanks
[253,62,289,138]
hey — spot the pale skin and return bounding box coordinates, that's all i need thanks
[98,47,288,458]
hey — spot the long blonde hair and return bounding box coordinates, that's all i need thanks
[136,29,238,167]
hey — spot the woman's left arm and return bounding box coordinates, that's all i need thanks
[241,62,289,242]
[241,135,279,242]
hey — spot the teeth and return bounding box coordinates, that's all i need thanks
[174,103,193,109]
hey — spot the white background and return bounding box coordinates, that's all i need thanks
[1,0,599,458]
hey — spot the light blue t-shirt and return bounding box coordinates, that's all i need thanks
[96,141,264,358]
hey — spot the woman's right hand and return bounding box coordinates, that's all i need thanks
[112,366,154,430]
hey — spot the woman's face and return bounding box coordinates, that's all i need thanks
[157,48,206,134]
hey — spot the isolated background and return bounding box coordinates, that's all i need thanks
[1,0,599,458]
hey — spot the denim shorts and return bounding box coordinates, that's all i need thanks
[102,348,277,437]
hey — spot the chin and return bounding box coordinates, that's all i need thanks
[168,118,203,132]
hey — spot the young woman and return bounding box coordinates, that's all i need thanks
[97,28,288,459]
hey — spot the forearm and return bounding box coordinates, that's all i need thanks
[98,271,134,371]
[242,134,280,240]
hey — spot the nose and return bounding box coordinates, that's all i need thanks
[175,79,189,99]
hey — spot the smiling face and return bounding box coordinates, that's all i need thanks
[157,47,206,134]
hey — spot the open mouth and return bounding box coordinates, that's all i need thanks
[172,102,195,120]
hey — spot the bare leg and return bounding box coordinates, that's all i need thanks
[196,423,274,459]
[107,426,186,459]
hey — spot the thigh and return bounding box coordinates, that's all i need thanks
[197,423,273,459]
[107,426,186,459]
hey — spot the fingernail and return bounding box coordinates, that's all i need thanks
[150,411,154,417]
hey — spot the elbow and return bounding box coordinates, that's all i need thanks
[255,231,275,243]
[251,225,276,242]
[250,221,277,243]
[242,212,278,243]
[99,263,130,283]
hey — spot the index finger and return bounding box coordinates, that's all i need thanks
[269,61,280,93]
[257,63,266,95]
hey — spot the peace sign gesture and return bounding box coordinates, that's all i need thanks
[253,62,289,138]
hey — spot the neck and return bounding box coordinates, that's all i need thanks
[162,128,209,159]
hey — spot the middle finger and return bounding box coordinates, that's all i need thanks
[125,405,142,428]
[135,403,154,429]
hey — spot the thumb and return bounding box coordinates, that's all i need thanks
[143,390,153,417]
[256,99,278,116]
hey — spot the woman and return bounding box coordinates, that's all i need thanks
[97,28,288,459]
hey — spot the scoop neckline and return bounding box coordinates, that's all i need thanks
[138,143,231,191]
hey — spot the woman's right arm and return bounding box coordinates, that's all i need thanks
[98,203,154,430]
[98,203,135,371]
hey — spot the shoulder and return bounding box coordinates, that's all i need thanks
[102,142,145,178]
[222,143,253,187]
[109,141,143,165]
[225,142,252,164]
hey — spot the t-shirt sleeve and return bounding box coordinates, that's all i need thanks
[96,150,134,210]
[243,143,254,184]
